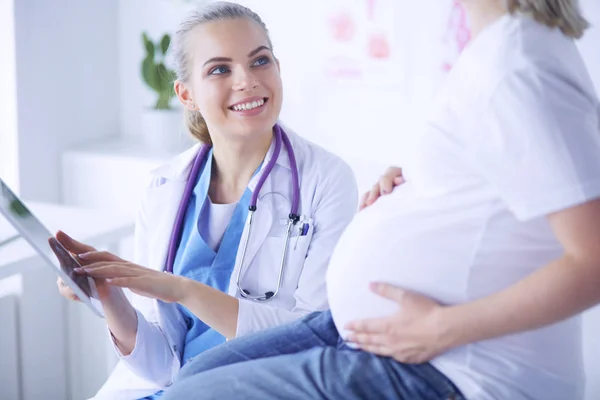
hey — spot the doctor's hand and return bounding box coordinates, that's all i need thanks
[345,282,451,364]
[55,230,117,302]
[359,167,404,210]
[74,257,186,304]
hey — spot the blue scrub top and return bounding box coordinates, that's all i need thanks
[141,150,252,400]
[175,149,252,363]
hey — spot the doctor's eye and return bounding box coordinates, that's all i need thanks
[209,65,230,76]
[252,56,271,67]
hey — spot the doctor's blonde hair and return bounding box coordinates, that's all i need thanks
[505,0,589,38]
[172,1,274,144]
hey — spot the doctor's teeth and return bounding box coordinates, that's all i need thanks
[232,99,265,111]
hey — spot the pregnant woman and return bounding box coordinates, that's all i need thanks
[161,0,600,399]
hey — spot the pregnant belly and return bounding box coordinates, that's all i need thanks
[326,207,404,339]
[326,188,471,339]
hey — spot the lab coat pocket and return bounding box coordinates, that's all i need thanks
[252,219,314,300]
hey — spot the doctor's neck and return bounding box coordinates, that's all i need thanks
[460,0,507,40]
[208,129,273,204]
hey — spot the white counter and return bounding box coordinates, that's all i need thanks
[0,201,134,400]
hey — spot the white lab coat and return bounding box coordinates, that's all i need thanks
[92,126,358,399]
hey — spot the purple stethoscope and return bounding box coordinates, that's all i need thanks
[165,125,301,302]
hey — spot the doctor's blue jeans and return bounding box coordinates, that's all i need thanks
[161,310,464,400]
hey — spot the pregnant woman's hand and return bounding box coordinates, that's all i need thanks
[345,282,451,364]
[359,167,404,210]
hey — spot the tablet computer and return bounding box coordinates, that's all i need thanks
[0,178,104,318]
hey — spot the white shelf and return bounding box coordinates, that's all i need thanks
[61,135,190,218]
[66,134,186,161]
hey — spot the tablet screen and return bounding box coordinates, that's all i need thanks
[48,236,92,297]
[0,178,103,317]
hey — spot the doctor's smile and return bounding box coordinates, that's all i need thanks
[227,96,269,115]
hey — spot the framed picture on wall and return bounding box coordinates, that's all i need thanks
[318,0,407,87]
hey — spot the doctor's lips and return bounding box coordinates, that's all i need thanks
[228,96,268,113]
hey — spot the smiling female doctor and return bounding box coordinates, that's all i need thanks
[55,2,358,399]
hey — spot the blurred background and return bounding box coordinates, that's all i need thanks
[0,0,599,399]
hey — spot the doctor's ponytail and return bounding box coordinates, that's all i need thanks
[172,1,273,145]
[184,108,211,145]
[505,0,589,39]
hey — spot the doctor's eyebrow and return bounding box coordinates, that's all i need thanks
[202,45,273,67]
[247,45,272,58]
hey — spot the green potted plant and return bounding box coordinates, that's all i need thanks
[142,32,176,109]
[140,32,187,152]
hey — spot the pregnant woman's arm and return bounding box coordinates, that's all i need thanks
[346,199,600,363]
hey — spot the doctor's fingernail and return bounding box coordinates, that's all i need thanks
[78,252,90,259]
[73,267,83,273]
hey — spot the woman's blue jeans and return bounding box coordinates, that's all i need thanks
[161,310,464,400]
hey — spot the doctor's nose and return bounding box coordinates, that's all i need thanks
[231,68,259,91]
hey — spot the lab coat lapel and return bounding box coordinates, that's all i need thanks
[145,144,202,272]
[145,180,188,272]
[245,176,274,267]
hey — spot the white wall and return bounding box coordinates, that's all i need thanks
[578,0,600,94]
[118,0,194,140]
[13,0,120,202]
[311,1,449,169]
[0,0,19,191]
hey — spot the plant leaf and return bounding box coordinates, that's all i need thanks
[156,63,175,103]
[156,92,172,110]
[160,34,171,55]
[142,32,155,59]
[142,57,161,92]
